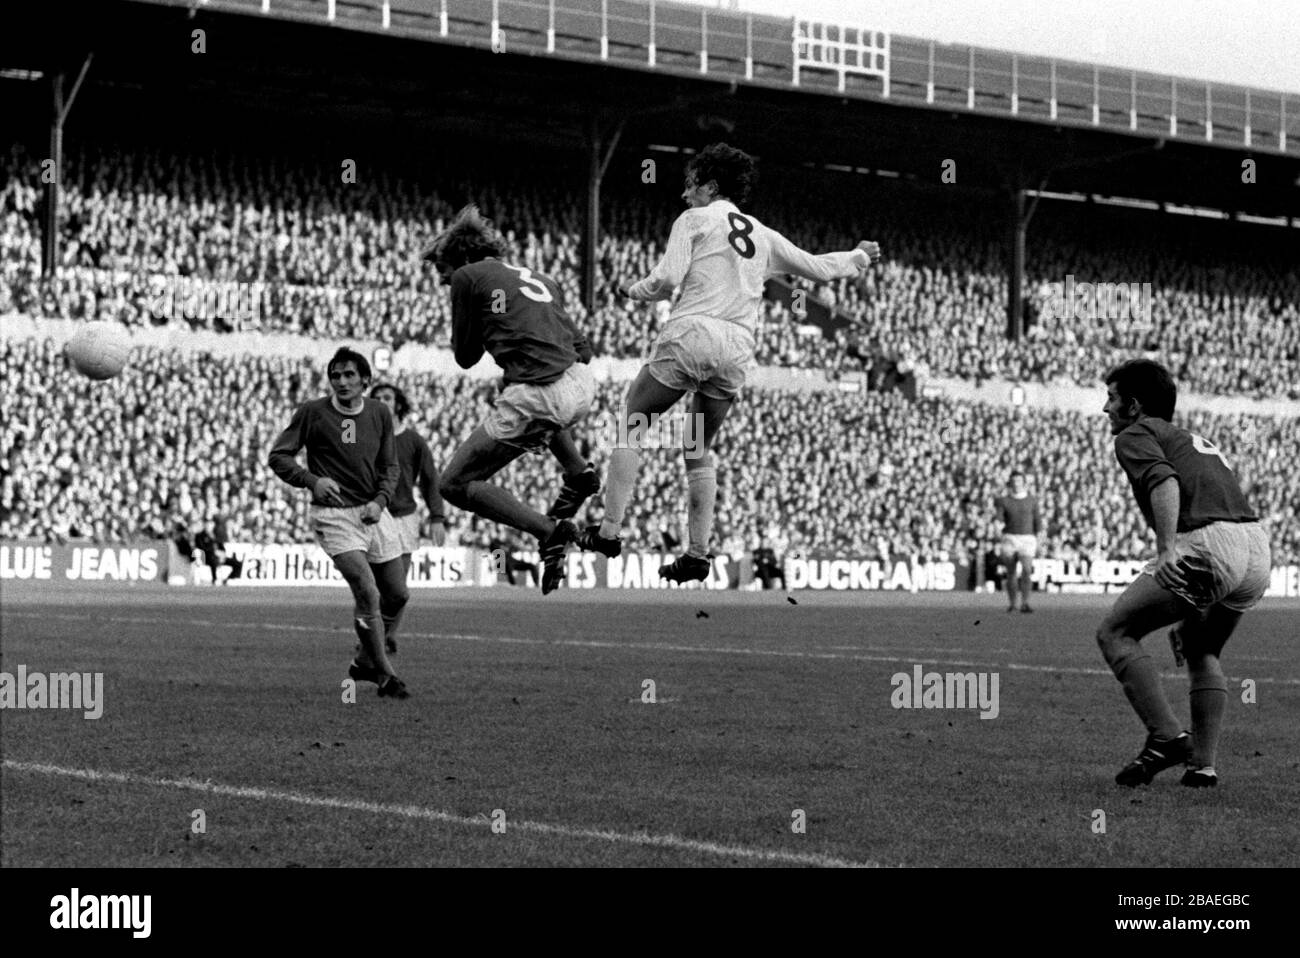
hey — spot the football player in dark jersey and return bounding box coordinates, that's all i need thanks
[423,205,599,595]
[370,382,446,653]
[268,347,410,699]
[993,471,1043,613]
[1098,359,1270,788]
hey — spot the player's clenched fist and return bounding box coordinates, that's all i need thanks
[360,500,384,524]
[856,241,882,265]
[313,476,345,506]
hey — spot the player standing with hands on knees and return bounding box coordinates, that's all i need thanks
[268,347,411,699]
[1097,359,1270,788]
[575,143,883,581]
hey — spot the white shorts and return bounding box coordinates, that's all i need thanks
[646,317,755,400]
[311,505,403,563]
[393,512,421,554]
[483,362,596,450]
[1141,520,1271,611]
[999,534,1038,561]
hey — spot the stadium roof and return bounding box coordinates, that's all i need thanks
[4,0,1299,218]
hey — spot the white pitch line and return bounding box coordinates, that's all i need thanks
[7,611,1300,683]
[1,760,882,869]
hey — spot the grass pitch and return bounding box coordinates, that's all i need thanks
[2,584,1297,867]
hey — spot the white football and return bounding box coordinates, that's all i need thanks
[66,322,132,380]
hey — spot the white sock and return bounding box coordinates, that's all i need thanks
[598,447,640,539]
[686,460,717,557]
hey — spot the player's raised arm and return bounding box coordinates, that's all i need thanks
[449,270,485,369]
[626,209,699,301]
[766,227,879,283]
[267,404,319,491]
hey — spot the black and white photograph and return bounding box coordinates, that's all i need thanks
[1,0,1296,934]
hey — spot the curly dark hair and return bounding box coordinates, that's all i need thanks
[1104,358,1177,421]
[369,382,411,420]
[687,143,758,206]
[422,204,507,274]
[326,346,372,381]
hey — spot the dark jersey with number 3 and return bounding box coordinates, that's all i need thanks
[449,258,592,385]
[1113,418,1256,533]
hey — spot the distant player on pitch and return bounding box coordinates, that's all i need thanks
[268,347,411,699]
[423,204,600,594]
[370,382,447,650]
[575,143,882,580]
[994,470,1042,613]
[1098,359,1270,788]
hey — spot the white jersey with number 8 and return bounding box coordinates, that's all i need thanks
[627,200,871,335]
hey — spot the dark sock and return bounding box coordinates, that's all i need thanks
[355,613,394,677]
[1116,654,1182,741]
[382,609,404,650]
[1189,686,1227,767]
[353,629,375,668]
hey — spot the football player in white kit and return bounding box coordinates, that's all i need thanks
[576,143,882,581]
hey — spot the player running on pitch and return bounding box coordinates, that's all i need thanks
[268,347,411,699]
[423,204,600,594]
[994,470,1042,613]
[369,382,447,650]
[1097,359,1270,787]
[575,143,882,581]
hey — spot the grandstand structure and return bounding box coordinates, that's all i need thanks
[175,0,1298,155]
[2,0,1298,588]
[12,1,1300,316]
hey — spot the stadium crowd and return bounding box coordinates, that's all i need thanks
[3,337,1297,565]
[2,142,1298,398]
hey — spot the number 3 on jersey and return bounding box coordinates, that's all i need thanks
[504,264,553,303]
[726,212,756,259]
[1191,433,1232,470]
